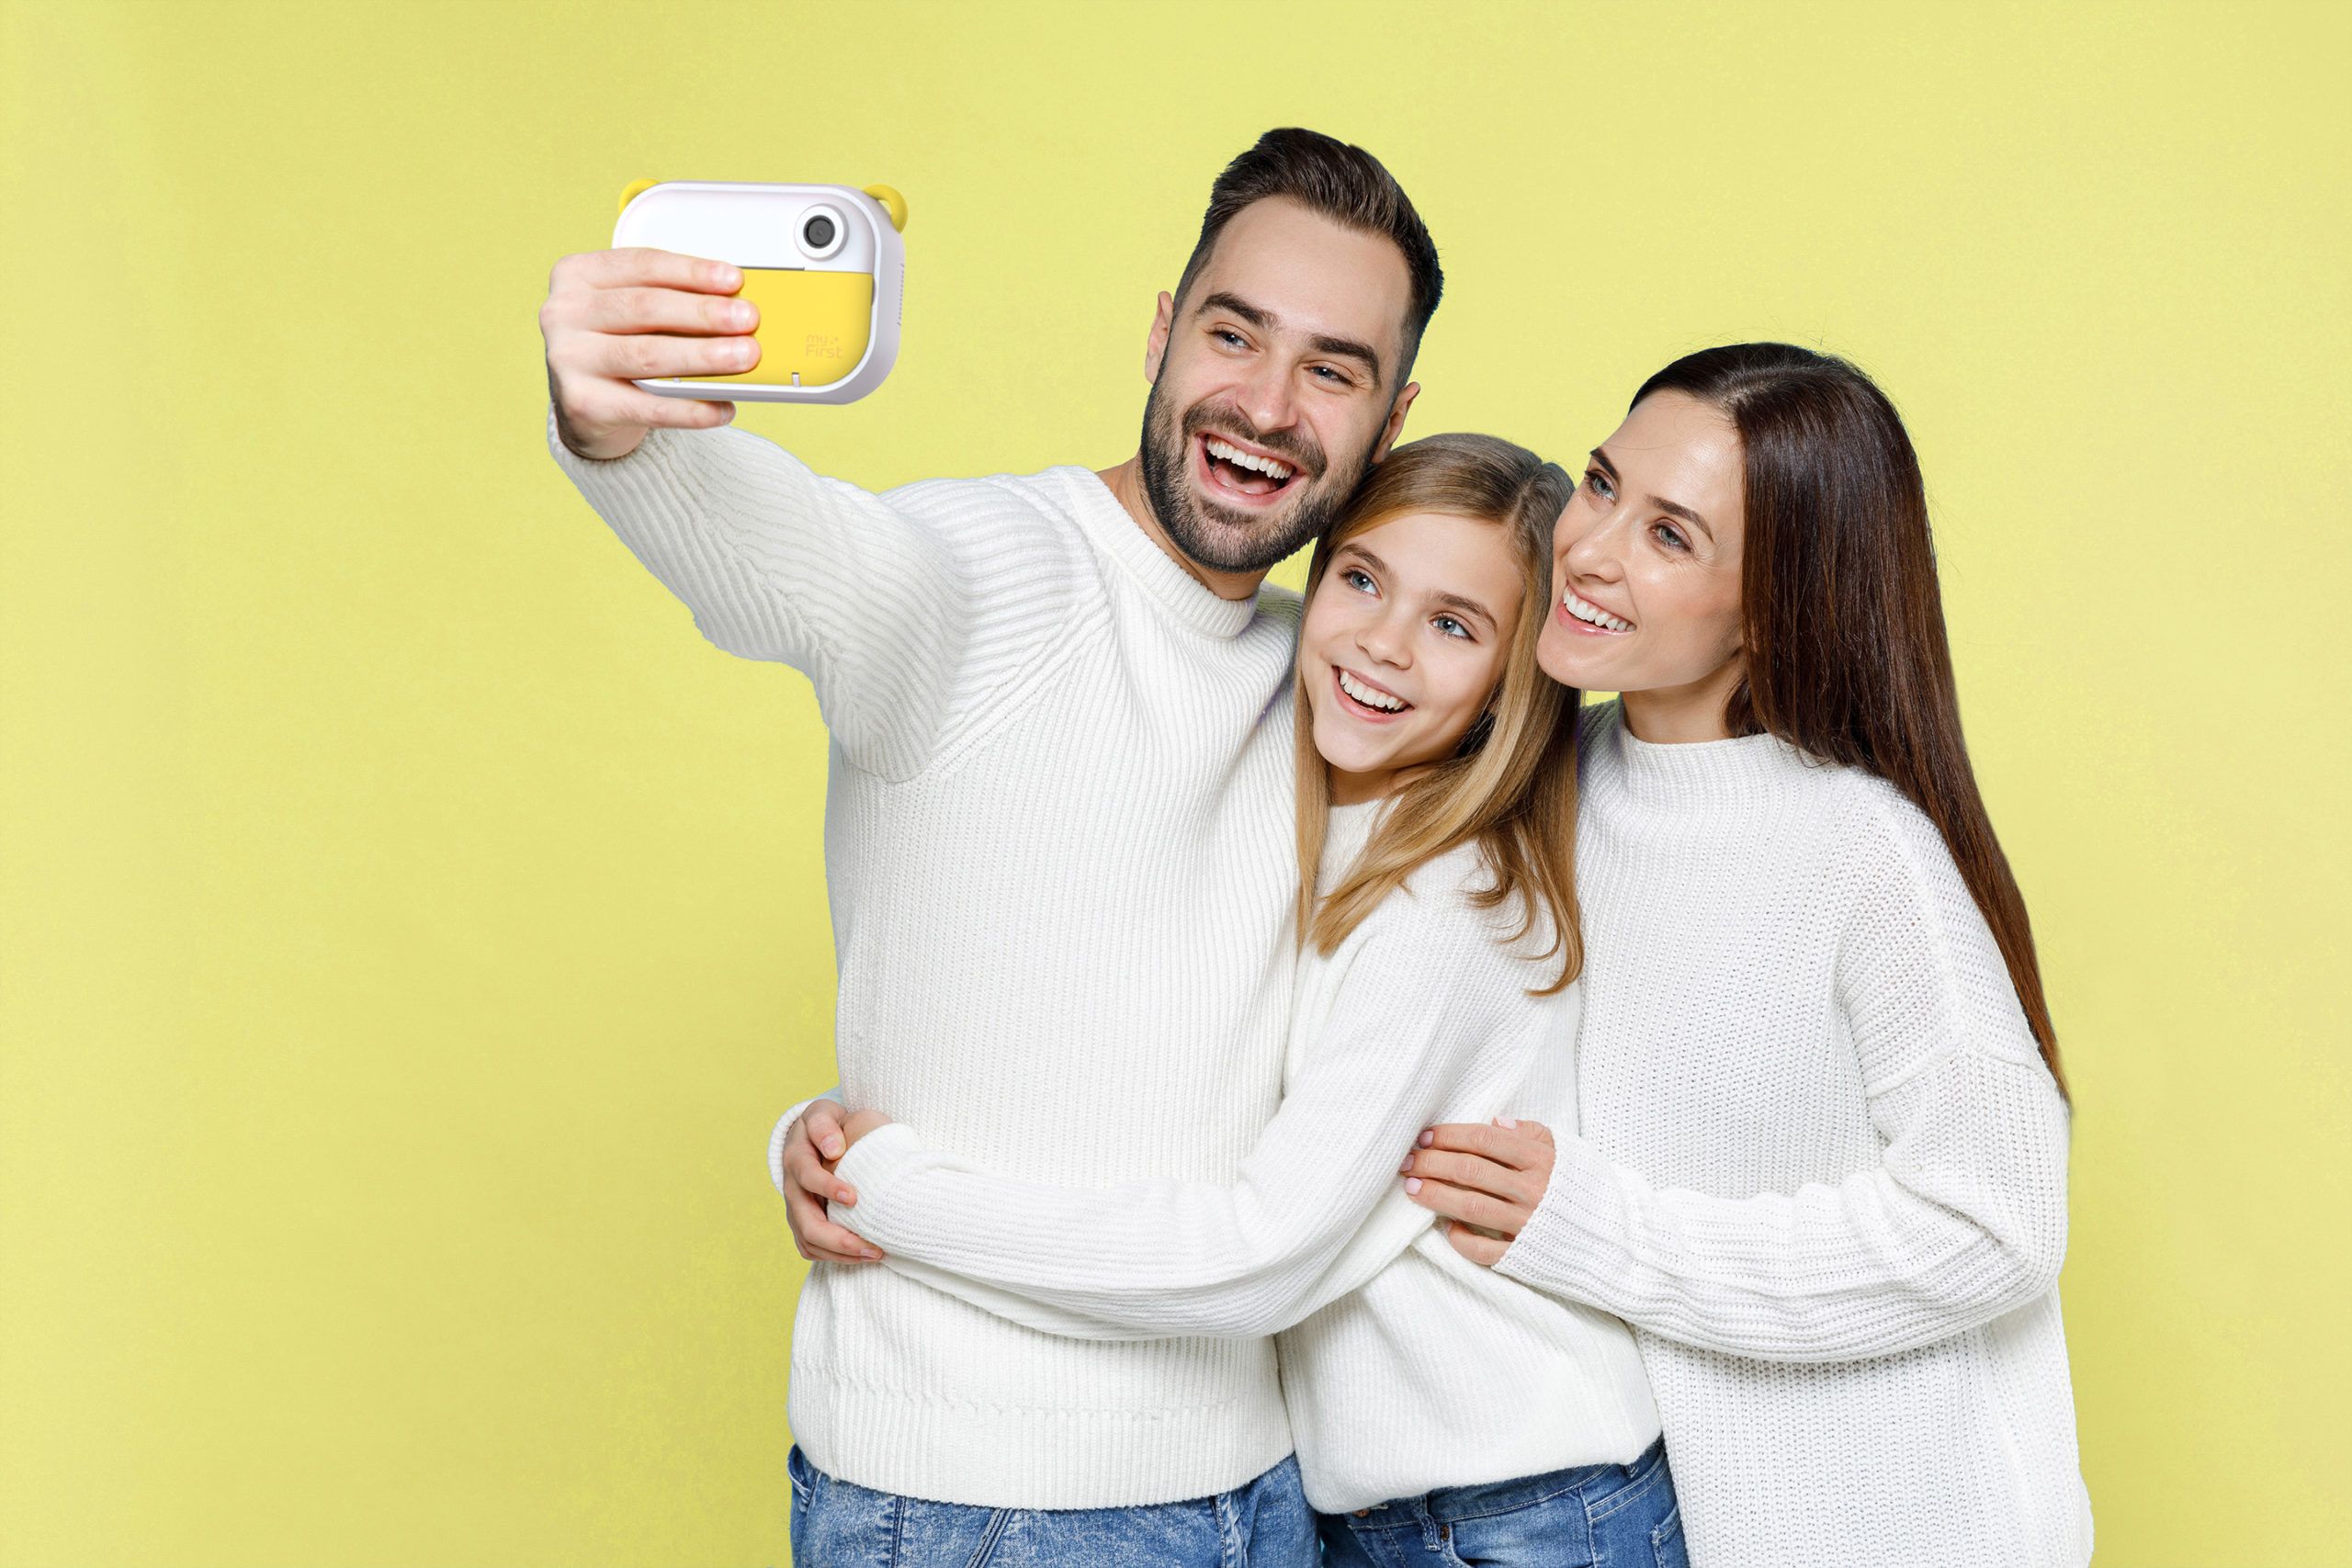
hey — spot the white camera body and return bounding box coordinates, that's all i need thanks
[612,180,907,405]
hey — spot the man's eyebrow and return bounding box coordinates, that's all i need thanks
[1197,290,1272,331]
[1591,446,1713,540]
[1196,290,1385,389]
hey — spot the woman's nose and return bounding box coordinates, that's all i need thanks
[1562,511,1623,580]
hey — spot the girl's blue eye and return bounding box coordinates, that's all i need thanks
[1434,615,1470,640]
[1343,568,1376,593]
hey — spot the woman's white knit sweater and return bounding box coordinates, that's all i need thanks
[551,419,1306,1509]
[830,801,1660,1513]
[1491,704,2091,1566]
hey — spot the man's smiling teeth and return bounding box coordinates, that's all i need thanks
[1205,437,1294,480]
[1338,670,1408,712]
[1563,589,1633,633]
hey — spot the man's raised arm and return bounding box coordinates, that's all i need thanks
[539,245,975,783]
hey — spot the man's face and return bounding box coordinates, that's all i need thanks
[1138,198,1420,575]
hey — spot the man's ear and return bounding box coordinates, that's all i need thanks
[1372,380,1421,463]
[1144,290,1175,384]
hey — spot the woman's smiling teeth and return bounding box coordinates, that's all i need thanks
[1563,588,1633,633]
[1338,669,1408,713]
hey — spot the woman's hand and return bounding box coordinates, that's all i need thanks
[780,1101,884,1266]
[1402,1118,1556,1266]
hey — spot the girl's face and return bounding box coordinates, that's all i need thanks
[1538,390,1748,742]
[1301,510,1524,806]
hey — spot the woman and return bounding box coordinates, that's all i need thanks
[1401,345,2091,1566]
[799,434,1683,1564]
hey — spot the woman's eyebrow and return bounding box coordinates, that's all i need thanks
[1594,446,1713,540]
[1648,495,1713,540]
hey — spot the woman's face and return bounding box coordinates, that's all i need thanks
[1537,390,1748,740]
[1301,510,1523,805]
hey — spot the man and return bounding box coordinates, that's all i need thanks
[540,129,1440,1562]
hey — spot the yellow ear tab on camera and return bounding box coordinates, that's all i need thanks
[863,185,908,232]
[617,177,661,215]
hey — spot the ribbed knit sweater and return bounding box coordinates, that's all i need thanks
[828,801,1660,1512]
[550,419,1303,1508]
[1493,704,2091,1566]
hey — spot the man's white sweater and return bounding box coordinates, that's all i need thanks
[1496,704,2092,1566]
[552,421,1303,1508]
[829,801,1660,1512]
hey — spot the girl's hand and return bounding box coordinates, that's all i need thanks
[1401,1118,1555,1266]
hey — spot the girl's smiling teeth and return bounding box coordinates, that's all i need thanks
[1562,587,1633,633]
[1337,667,1409,714]
[1203,435,1295,497]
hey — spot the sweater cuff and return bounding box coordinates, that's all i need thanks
[827,1122,931,1229]
[766,1088,845,1197]
[545,404,679,471]
[1493,1134,1629,1306]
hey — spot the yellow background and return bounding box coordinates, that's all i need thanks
[2,2,2345,1562]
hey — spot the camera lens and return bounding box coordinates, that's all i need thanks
[802,214,837,250]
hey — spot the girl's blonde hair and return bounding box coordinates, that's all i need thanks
[1295,432,1584,992]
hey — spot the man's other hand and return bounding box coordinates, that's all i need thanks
[782,1100,884,1267]
[540,247,760,460]
[1401,1117,1556,1267]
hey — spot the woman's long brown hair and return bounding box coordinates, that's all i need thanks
[1295,434,1584,993]
[1635,344,2066,1096]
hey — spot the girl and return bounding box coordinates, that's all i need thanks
[1403,346,2091,1566]
[808,434,1683,1564]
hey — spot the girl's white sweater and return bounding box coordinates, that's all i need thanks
[829,801,1660,1513]
[1493,704,2092,1566]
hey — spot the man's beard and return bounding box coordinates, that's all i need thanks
[1136,383,1377,575]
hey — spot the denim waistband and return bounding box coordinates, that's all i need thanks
[1395,1437,1668,1526]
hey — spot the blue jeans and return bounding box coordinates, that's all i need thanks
[787,1445,1317,1567]
[1317,1439,1685,1568]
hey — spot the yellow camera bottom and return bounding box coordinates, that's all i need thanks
[687,269,875,389]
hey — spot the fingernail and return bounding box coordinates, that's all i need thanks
[1498,1116,1520,1130]
[836,1188,856,1205]
[1417,1130,1434,1147]
[1398,1156,1415,1174]
[730,300,756,329]
[862,1249,882,1261]
[729,338,759,366]
[712,262,741,288]
[820,1136,844,1158]
[1405,1178,1422,1195]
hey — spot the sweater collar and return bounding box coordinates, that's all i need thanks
[1591,700,1826,810]
[1058,468,1266,641]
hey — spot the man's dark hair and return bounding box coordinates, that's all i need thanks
[1171,128,1443,386]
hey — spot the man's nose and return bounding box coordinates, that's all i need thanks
[1235,355,1300,436]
